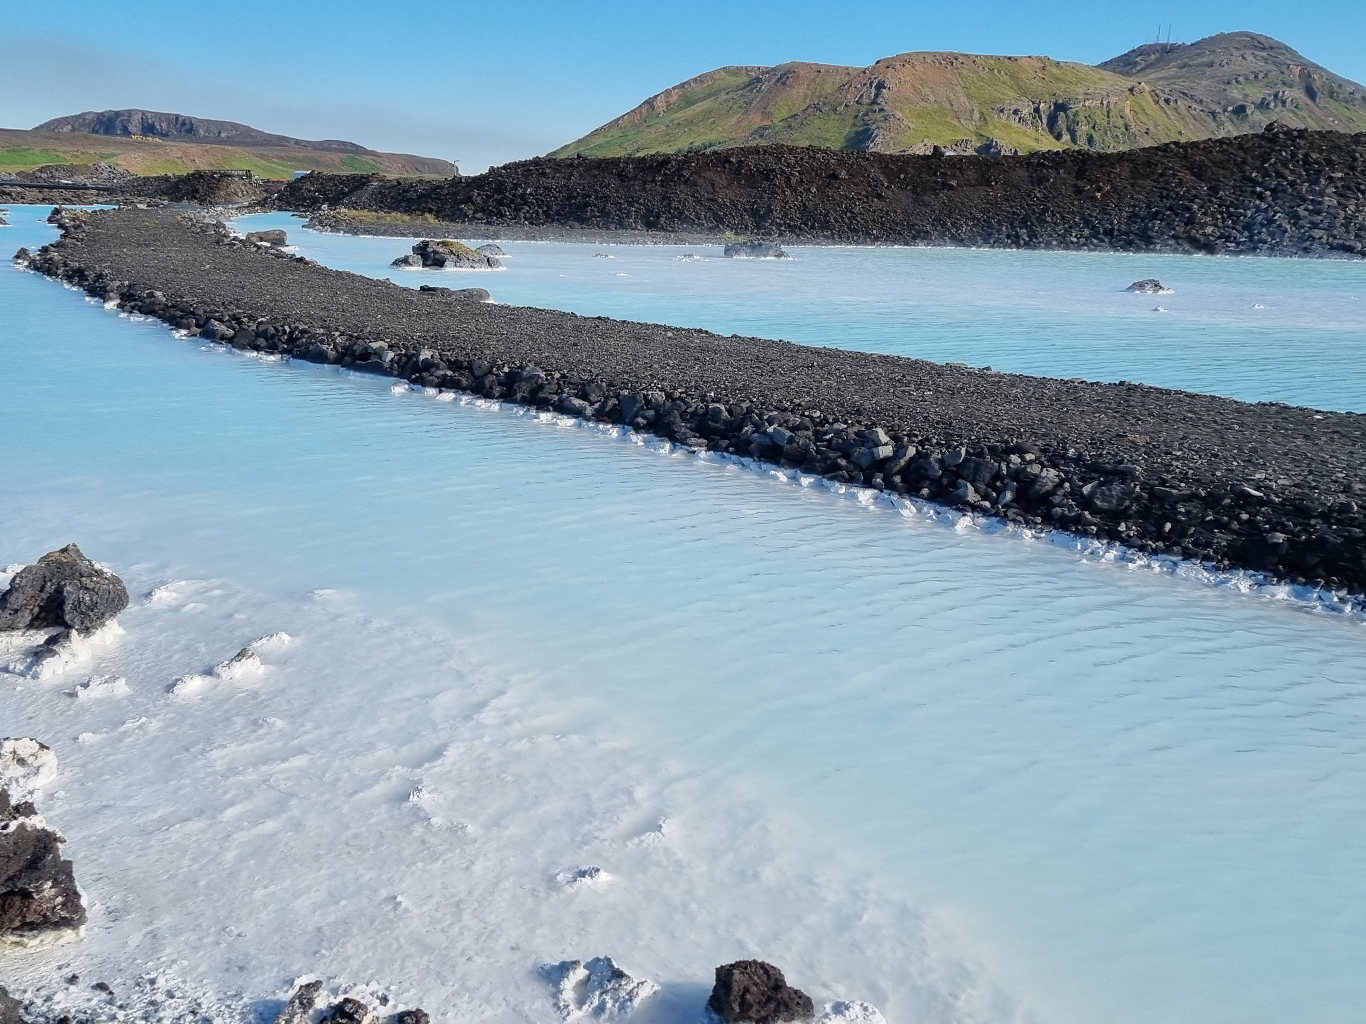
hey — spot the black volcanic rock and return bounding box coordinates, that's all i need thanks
[392,239,502,269]
[0,984,26,1024]
[275,130,1366,259]
[0,544,128,633]
[275,981,324,1024]
[0,788,86,945]
[708,961,813,1024]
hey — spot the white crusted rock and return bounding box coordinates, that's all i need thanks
[0,738,58,802]
[817,1001,886,1024]
[542,956,659,1020]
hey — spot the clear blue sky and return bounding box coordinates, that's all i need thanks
[5,0,1364,171]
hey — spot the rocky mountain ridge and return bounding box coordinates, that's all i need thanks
[35,109,374,154]
[552,32,1366,158]
[3,110,457,178]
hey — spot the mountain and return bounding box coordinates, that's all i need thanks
[2,109,457,177]
[34,109,376,153]
[550,32,1366,159]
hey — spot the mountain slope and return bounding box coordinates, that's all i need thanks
[34,109,374,153]
[1097,32,1366,131]
[551,32,1366,158]
[5,109,457,177]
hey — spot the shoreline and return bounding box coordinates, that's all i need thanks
[18,206,1366,593]
[276,130,1366,258]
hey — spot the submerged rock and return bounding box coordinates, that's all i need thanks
[0,544,128,633]
[1125,278,1173,294]
[707,961,813,1024]
[246,229,288,247]
[392,239,502,270]
[723,240,789,259]
[542,956,659,1020]
[0,788,86,948]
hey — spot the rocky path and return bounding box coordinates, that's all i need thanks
[19,207,1366,593]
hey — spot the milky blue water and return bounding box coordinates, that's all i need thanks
[5,207,1366,1024]
[235,212,1366,412]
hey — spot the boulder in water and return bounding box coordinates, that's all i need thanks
[419,284,491,301]
[0,544,128,633]
[708,961,813,1024]
[246,229,288,247]
[0,787,86,948]
[393,239,503,269]
[1126,279,1173,294]
[723,240,789,259]
[475,243,506,256]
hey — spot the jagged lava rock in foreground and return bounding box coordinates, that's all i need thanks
[0,544,128,633]
[0,787,86,948]
[21,207,1366,594]
[708,961,814,1024]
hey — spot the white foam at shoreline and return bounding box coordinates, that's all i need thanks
[380,377,1365,622]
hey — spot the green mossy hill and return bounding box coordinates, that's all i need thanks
[551,31,1366,158]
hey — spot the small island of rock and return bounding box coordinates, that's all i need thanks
[392,239,503,270]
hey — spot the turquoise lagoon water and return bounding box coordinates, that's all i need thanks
[3,207,1366,1023]
[236,211,1366,412]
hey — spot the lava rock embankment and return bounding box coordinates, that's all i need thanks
[20,207,1366,594]
[279,127,1366,256]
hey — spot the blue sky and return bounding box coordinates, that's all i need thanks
[5,0,1364,171]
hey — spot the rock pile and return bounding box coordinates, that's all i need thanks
[391,239,502,270]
